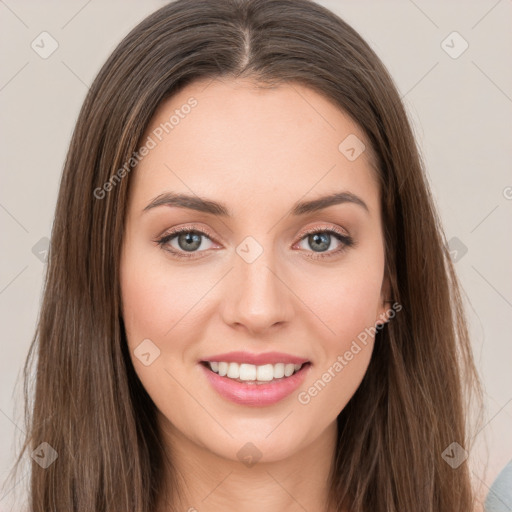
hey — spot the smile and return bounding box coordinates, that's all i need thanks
[199,361,312,406]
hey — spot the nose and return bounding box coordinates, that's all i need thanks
[220,247,294,335]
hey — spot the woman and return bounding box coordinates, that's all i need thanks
[10,0,483,510]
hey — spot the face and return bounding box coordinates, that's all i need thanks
[120,77,390,464]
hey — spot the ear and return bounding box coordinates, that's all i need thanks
[375,273,391,327]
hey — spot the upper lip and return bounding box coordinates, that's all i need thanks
[200,351,310,366]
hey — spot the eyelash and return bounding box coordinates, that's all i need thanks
[155,224,355,261]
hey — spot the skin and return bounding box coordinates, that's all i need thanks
[120,77,390,512]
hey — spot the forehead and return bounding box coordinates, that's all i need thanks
[129,77,379,214]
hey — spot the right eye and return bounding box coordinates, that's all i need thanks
[155,226,218,259]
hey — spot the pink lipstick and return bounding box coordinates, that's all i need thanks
[199,353,312,406]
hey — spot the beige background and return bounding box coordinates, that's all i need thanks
[1,0,511,509]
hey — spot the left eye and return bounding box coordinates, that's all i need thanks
[296,230,349,254]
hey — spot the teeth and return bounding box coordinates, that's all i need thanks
[227,362,240,379]
[206,361,305,382]
[284,364,295,377]
[273,363,285,379]
[257,364,275,381]
[218,362,228,377]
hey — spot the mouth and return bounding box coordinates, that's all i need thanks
[199,360,312,406]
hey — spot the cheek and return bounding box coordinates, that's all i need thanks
[120,248,202,346]
[296,275,380,415]
[294,253,384,411]
[119,251,204,411]
[301,261,384,345]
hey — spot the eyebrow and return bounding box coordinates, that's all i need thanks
[143,191,369,216]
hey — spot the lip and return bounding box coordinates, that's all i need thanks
[200,351,310,366]
[200,361,312,407]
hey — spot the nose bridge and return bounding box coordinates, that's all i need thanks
[223,234,292,331]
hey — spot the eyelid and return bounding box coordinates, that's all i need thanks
[158,224,216,242]
[295,223,350,241]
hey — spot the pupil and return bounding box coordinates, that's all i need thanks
[179,232,201,252]
[310,233,329,252]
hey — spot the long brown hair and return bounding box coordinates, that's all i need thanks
[8,0,483,510]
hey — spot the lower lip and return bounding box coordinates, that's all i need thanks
[199,362,312,407]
